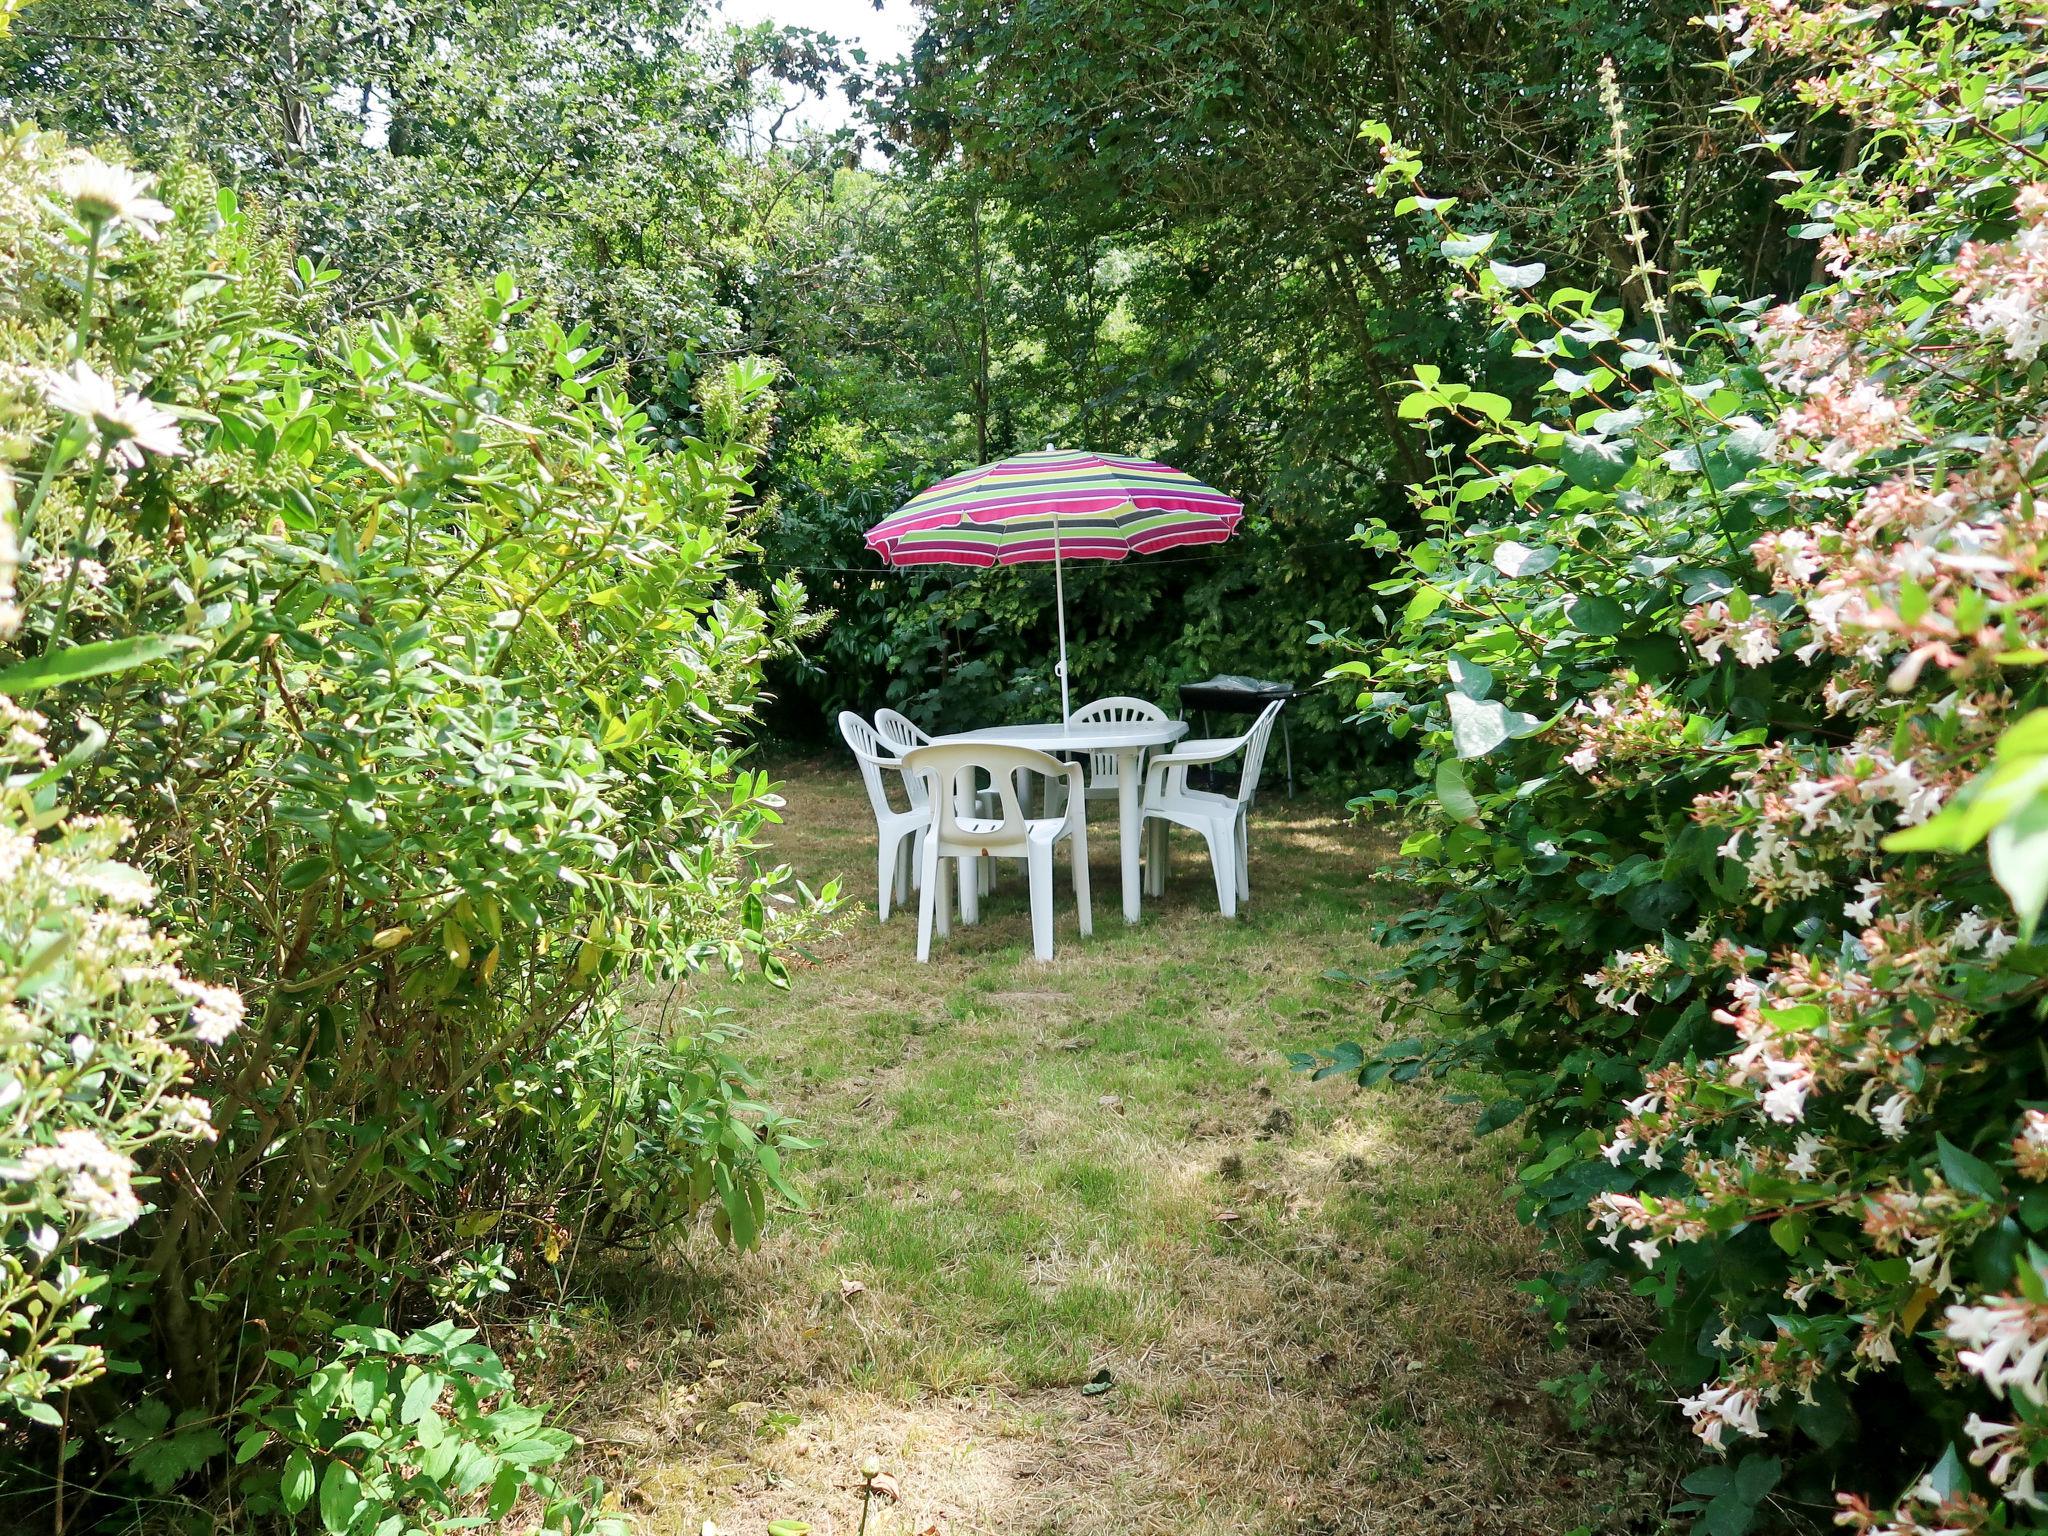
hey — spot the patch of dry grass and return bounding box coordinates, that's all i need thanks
[536,761,1676,1535]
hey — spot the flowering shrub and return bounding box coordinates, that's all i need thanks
[0,123,823,1521]
[1314,3,2048,1526]
[0,701,227,1423]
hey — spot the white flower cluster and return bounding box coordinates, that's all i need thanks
[1946,1295,2048,1402]
[1676,1382,1765,1449]
[14,1127,141,1228]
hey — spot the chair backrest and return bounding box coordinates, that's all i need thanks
[902,742,1068,855]
[1233,699,1287,807]
[872,710,932,806]
[1069,696,1167,779]
[837,710,910,821]
[873,708,930,752]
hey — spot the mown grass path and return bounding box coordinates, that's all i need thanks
[552,763,1665,1535]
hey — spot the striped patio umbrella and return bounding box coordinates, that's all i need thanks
[865,447,1243,721]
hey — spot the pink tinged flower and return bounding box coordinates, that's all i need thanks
[1565,744,1599,774]
[1874,1094,1912,1141]
[1961,1412,2044,1504]
[1786,1133,1825,1179]
[1630,1237,1663,1268]
[1782,778,1838,834]
[1677,1383,1764,1448]
[1858,1325,1899,1365]
[1761,1075,1810,1124]
[1947,1296,2048,1402]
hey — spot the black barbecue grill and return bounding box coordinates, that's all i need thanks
[1175,674,1297,798]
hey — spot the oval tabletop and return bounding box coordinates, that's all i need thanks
[932,720,1187,752]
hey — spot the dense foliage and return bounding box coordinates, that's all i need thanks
[10,0,2048,1527]
[1312,4,2048,1527]
[0,120,813,1528]
[739,0,1835,765]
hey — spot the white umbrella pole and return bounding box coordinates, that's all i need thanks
[1053,510,1071,724]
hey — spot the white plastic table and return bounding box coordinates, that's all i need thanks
[934,719,1188,924]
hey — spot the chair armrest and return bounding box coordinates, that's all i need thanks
[1150,736,1248,768]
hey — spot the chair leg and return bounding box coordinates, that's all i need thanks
[916,839,940,961]
[877,839,895,924]
[1027,844,1055,961]
[1235,814,1250,901]
[1071,826,1092,938]
[1201,821,1237,918]
[897,837,914,906]
[1145,818,1169,898]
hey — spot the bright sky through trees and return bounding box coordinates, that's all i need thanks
[719,0,918,133]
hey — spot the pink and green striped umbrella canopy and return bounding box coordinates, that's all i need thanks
[864,447,1243,567]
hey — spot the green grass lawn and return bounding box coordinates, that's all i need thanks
[543,761,1673,1535]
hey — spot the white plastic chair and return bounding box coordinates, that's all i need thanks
[1068,696,1169,805]
[874,707,931,761]
[875,707,998,902]
[837,711,924,924]
[900,742,1091,963]
[1139,698,1285,918]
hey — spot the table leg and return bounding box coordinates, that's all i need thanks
[955,776,979,925]
[1118,749,1142,923]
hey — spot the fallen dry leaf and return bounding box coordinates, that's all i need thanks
[840,1277,867,1301]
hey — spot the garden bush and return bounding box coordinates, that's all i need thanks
[0,124,817,1525]
[1315,3,2048,1527]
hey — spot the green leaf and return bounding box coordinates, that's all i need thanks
[1567,596,1626,636]
[1492,541,1558,578]
[1989,792,2048,938]
[320,1458,363,1534]
[1489,259,1546,288]
[1402,586,1444,629]
[279,855,332,891]
[1924,1445,1969,1502]
[0,635,182,697]
[282,1450,316,1513]
[1734,1455,1781,1503]
[1447,693,1540,759]
[399,1370,441,1425]
[488,1460,523,1519]
[1440,231,1497,260]
[1937,1134,2005,1202]
[1447,655,1494,699]
[1435,758,1480,824]
[1461,390,1512,423]
[1559,434,1634,492]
